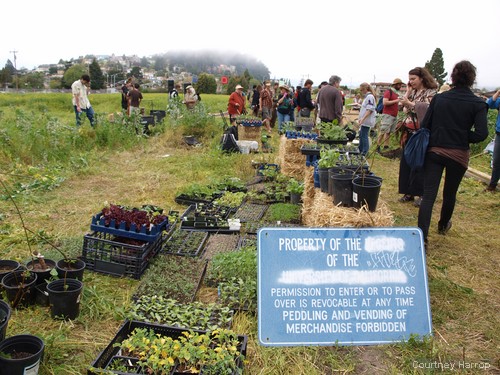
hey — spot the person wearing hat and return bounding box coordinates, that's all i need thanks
[228,84,247,123]
[183,85,198,110]
[376,78,405,152]
[259,81,273,132]
[276,84,293,131]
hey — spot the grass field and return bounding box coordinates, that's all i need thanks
[0,93,498,374]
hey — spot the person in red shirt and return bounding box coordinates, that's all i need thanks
[228,84,246,123]
[376,78,404,151]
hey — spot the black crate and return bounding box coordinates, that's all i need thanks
[88,320,247,375]
[82,231,165,279]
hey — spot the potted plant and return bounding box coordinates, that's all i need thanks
[0,334,45,375]
[287,178,304,204]
[1,270,38,308]
[46,277,84,320]
[317,149,340,193]
[316,120,348,144]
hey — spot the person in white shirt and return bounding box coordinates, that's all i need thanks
[71,74,95,127]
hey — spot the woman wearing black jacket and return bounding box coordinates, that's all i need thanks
[418,61,488,244]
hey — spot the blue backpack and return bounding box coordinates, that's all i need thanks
[376,96,384,114]
[404,128,430,170]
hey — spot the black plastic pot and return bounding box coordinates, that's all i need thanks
[331,172,355,207]
[35,284,50,307]
[56,259,86,281]
[328,168,354,196]
[318,167,330,193]
[290,192,302,204]
[0,300,11,342]
[25,259,56,286]
[0,260,22,285]
[47,278,83,320]
[0,334,44,375]
[1,271,38,308]
[352,176,382,212]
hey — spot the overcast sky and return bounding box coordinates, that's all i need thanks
[2,0,498,89]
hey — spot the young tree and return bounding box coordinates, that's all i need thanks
[425,48,447,86]
[195,73,217,94]
[62,64,86,89]
[89,58,105,89]
[129,66,143,82]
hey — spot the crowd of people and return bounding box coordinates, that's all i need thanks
[71,60,497,246]
[221,61,495,246]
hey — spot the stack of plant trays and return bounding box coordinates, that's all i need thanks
[82,206,173,279]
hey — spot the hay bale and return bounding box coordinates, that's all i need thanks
[277,136,313,180]
[239,125,262,143]
[302,165,316,208]
[301,189,393,228]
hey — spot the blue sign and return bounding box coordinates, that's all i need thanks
[258,228,431,346]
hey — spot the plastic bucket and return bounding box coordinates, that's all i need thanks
[0,260,21,282]
[0,334,44,375]
[331,173,355,207]
[0,300,11,342]
[352,176,382,212]
[1,271,38,308]
[328,168,354,196]
[56,259,86,281]
[0,261,21,292]
[318,168,330,193]
[47,279,83,320]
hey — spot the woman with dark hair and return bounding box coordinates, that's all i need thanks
[398,67,438,205]
[417,60,488,244]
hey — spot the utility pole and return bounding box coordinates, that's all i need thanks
[10,50,18,91]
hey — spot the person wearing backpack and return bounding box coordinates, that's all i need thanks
[276,85,293,131]
[376,78,404,152]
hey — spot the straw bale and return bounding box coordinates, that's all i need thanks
[277,136,314,180]
[301,189,394,228]
[239,125,262,143]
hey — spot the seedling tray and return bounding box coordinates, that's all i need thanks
[90,213,169,243]
[88,320,247,375]
[232,202,269,222]
[82,231,165,279]
[163,229,209,257]
[182,202,235,220]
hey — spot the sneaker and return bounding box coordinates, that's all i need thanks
[438,221,452,235]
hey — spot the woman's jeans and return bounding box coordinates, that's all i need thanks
[418,152,466,240]
[74,105,95,127]
[359,125,370,155]
[277,112,290,132]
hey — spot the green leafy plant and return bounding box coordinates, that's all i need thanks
[128,296,233,330]
[287,178,304,195]
[265,203,301,223]
[114,327,244,375]
[317,148,340,169]
[205,246,257,286]
[316,120,347,140]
